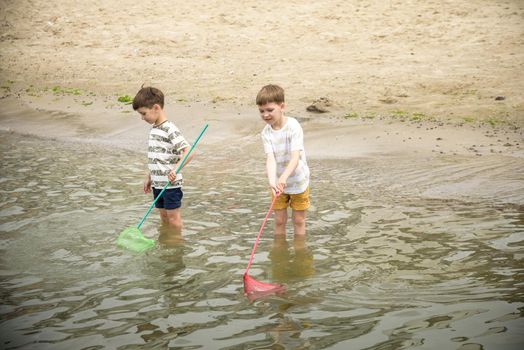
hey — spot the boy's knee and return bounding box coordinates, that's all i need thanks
[275,216,287,227]
[168,218,182,229]
[292,215,306,227]
[274,209,288,224]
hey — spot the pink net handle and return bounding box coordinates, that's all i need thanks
[244,192,280,275]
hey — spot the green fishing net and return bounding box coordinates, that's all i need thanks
[116,227,155,253]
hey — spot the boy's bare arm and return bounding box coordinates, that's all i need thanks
[168,146,194,183]
[277,150,300,191]
[143,173,152,193]
[266,152,278,193]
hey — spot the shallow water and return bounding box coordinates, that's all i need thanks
[0,131,523,349]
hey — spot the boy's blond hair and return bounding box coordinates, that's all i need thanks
[256,84,285,105]
[132,86,164,110]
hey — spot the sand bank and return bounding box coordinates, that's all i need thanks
[1,92,522,157]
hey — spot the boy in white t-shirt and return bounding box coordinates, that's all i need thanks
[256,84,310,236]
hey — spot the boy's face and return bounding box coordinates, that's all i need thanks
[258,102,285,127]
[137,105,160,125]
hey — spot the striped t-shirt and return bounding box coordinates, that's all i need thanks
[148,120,190,189]
[261,117,310,194]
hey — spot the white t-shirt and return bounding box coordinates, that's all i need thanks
[261,117,310,194]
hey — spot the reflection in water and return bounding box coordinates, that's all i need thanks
[135,224,187,344]
[158,224,186,278]
[258,236,315,349]
[158,222,185,248]
[1,131,523,349]
[270,234,315,282]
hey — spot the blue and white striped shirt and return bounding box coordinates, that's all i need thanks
[148,120,189,189]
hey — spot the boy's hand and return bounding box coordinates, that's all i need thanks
[276,175,287,193]
[268,180,278,196]
[275,183,286,193]
[143,175,152,193]
[269,183,285,196]
[168,169,177,183]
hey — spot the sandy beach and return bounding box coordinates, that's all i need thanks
[1,0,523,121]
[0,0,523,203]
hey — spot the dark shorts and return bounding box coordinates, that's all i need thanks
[153,187,183,210]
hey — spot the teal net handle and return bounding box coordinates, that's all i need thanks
[137,123,209,229]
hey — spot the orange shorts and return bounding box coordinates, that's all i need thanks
[272,187,310,211]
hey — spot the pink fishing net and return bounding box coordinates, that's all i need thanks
[243,193,286,299]
[244,273,286,299]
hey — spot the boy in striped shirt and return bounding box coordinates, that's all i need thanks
[257,84,310,236]
[133,86,193,232]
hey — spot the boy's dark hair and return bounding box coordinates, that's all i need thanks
[256,84,285,105]
[132,86,164,110]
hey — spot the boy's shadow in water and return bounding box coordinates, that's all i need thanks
[269,234,315,283]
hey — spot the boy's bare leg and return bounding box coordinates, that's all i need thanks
[159,208,183,234]
[274,209,288,236]
[270,234,290,280]
[292,233,314,277]
[293,233,306,249]
[291,210,306,236]
[158,222,184,247]
[159,209,168,224]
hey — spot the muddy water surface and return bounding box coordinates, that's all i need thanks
[1,131,523,349]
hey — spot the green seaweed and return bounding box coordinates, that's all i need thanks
[2,80,14,90]
[391,110,408,117]
[117,95,133,104]
[485,117,504,127]
[344,112,358,119]
[52,86,82,95]
[410,112,426,121]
